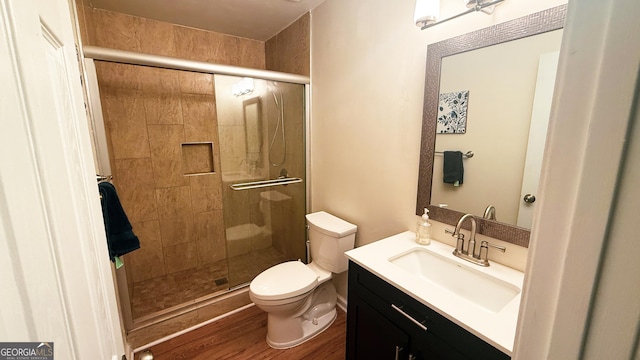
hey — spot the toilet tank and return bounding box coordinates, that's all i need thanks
[306,211,357,273]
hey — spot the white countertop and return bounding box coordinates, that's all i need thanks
[345,231,524,356]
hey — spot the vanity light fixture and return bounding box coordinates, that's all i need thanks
[414,0,440,28]
[415,0,506,30]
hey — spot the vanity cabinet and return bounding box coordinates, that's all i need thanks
[346,261,510,360]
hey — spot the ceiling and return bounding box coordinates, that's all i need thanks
[87,0,325,41]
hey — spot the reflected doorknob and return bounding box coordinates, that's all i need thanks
[523,194,536,203]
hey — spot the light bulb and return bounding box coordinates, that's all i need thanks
[414,0,440,27]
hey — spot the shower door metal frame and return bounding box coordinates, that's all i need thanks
[82,46,312,330]
[83,46,312,214]
[83,46,310,84]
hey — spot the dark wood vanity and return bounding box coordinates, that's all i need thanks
[346,261,510,360]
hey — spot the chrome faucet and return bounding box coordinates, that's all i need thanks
[447,213,506,267]
[456,214,477,256]
[483,205,496,220]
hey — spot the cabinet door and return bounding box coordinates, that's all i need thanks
[347,295,409,360]
[408,331,467,360]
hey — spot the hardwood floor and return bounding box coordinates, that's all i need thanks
[139,305,346,360]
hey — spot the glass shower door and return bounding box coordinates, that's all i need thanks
[214,75,307,288]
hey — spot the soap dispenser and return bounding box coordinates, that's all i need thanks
[416,208,432,245]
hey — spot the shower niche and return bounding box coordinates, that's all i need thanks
[182,142,215,175]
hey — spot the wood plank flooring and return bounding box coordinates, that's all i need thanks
[139,305,346,360]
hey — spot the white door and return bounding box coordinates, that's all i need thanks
[0,0,125,359]
[517,51,560,228]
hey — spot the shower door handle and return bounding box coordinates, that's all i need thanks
[230,177,302,191]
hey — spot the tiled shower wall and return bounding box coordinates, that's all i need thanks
[266,13,311,76]
[265,85,307,261]
[76,4,310,323]
[264,14,310,260]
[214,78,307,263]
[76,6,267,285]
[75,4,266,68]
[97,63,225,284]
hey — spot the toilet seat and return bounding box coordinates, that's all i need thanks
[250,261,318,301]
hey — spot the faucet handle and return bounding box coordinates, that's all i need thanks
[445,228,455,235]
[479,241,506,264]
[481,241,506,252]
[453,232,465,253]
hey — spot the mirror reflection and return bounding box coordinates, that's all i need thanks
[431,30,563,229]
[243,97,262,166]
[416,5,567,246]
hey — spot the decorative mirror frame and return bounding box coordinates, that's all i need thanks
[416,5,567,247]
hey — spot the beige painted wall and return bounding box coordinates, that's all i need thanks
[311,0,567,295]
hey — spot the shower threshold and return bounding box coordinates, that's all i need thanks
[130,286,249,332]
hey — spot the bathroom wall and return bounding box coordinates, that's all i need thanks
[264,15,310,260]
[214,76,274,263]
[265,83,307,261]
[215,76,307,261]
[311,0,567,296]
[96,62,225,283]
[75,5,265,67]
[211,76,306,263]
[266,13,311,76]
[76,6,267,285]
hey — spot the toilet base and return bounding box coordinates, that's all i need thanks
[266,309,337,349]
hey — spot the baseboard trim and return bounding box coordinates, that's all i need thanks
[337,294,347,313]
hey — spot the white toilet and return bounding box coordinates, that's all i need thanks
[249,211,357,349]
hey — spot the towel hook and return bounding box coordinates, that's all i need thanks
[97,174,113,200]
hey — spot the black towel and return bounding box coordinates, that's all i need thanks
[98,182,140,261]
[443,151,464,185]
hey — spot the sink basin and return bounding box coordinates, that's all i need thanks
[346,232,524,353]
[389,248,521,313]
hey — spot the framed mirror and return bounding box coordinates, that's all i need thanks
[416,5,567,247]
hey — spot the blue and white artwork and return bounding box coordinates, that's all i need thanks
[437,90,469,134]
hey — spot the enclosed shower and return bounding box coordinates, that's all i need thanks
[86,50,308,329]
[214,74,307,289]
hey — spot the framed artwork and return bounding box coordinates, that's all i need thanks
[437,90,469,134]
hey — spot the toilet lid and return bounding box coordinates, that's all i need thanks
[250,261,318,301]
